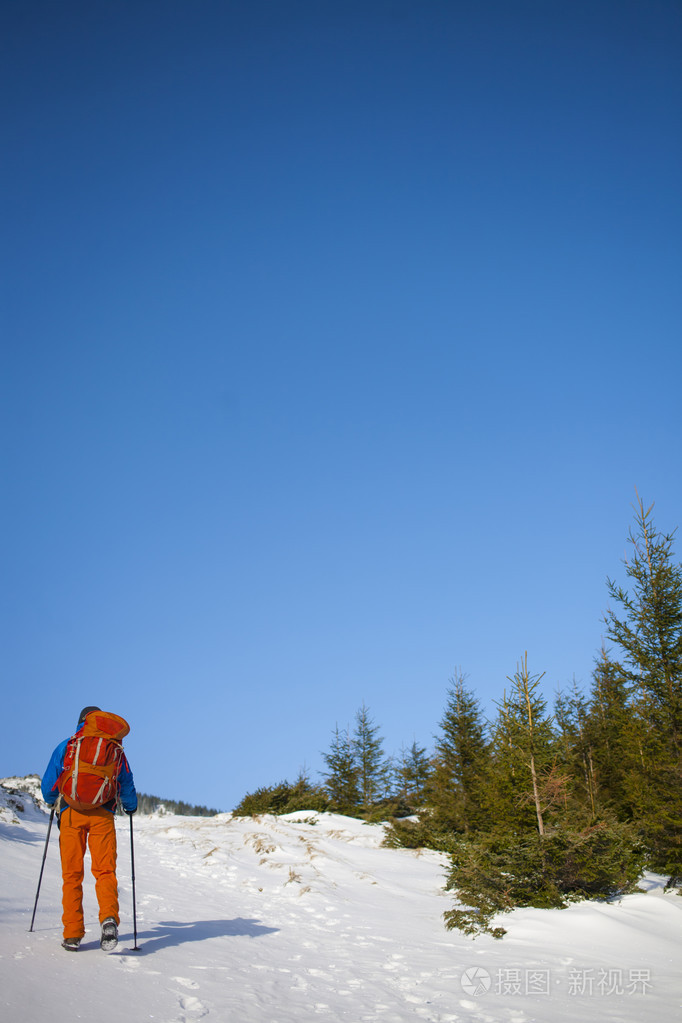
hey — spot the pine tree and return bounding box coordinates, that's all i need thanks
[600,496,682,879]
[554,678,597,817]
[353,704,391,811]
[485,654,560,835]
[425,671,489,835]
[604,494,682,753]
[394,740,431,808]
[321,725,359,810]
[584,646,636,815]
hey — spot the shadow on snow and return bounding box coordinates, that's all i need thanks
[114,917,279,954]
[0,820,46,845]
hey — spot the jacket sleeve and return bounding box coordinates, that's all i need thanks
[41,740,69,805]
[118,758,138,813]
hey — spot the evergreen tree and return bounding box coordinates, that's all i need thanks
[485,654,561,835]
[353,704,391,811]
[426,671,489,835]
[394,741,431,808]
[604,494,682,753]
[600,496,682,878]
[584,646,636,815]
[321,724,359,809]
[554,678,597,817]
[384,672,488,851]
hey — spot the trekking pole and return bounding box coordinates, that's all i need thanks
[29,803,56,932]
[129,812,140,950]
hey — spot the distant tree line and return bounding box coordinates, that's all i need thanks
[233,496,682,936]
[0,777,221,819]
[135,793,220,817]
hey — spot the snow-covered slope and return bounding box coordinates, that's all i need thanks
[1,782,680,1023]
[0,774,45,805]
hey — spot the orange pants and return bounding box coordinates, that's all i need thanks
[59,806,119,940]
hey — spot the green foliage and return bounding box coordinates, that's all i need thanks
[604,495,682,748]
[320,707,394,814]
[232,775,329,817]
[386,673,490,850]
[583,648,633,812]
[479,655,564,840]
[353,704,393,810]
[554,679,597,816]
[359,796,415,824]
[443,816,645,939]
[321,724,360,810]
[598,497,682,876]
[235,706,427,825]
[394,741,431,807]
[382,814,460,854]
[425,672,489,835]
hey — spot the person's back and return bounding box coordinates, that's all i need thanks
[41,706,137,951]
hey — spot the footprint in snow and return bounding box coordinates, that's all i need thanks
[117,956,141,970]
[177,993,208,1020]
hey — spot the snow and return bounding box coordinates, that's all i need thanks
[1,781,680,1023]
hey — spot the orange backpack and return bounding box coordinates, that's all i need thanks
[58,710,130,811]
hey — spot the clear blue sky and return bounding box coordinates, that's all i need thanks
[2,1,680,811]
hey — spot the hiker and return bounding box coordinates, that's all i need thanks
[41,706,137,952]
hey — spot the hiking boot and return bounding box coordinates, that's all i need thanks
[100,917,118,952]
[61,937,81,951]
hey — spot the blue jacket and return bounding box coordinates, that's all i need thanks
[41,719,137,814]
